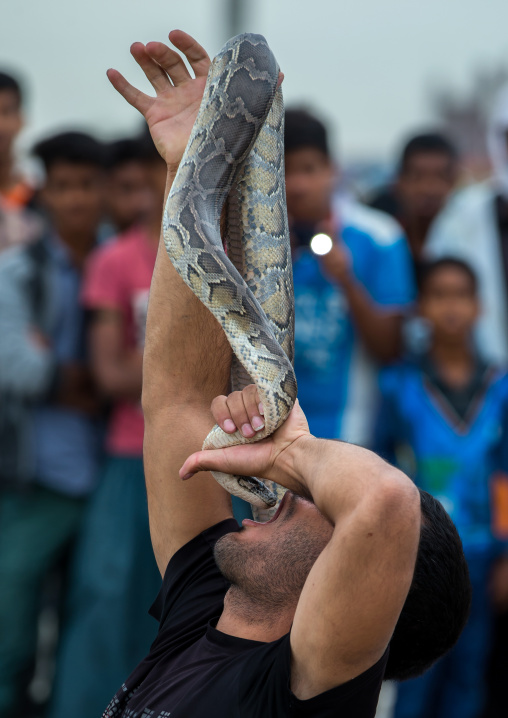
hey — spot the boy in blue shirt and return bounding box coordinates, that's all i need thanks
[374,257,508,718]
[284,110,415,446]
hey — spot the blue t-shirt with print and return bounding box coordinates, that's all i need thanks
[293,205,415,443]
[373,361,508,554]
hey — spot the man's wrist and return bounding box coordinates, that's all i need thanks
[276,434,317,500]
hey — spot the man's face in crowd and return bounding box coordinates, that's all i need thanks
[41,161,104,238]
[107,161,154,232]
[284,148,335,224]
[397,152,457,221]
[214,492,333,607]
[419,266,479,343]
[0,90,22,160]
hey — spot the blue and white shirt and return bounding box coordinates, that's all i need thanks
[293,199,415,445]
[374,358,508,555]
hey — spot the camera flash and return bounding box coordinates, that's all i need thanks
[310,233,333,256]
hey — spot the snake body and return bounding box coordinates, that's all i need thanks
[162,34,297,510]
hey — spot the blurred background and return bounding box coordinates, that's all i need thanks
[1,1,508,717]
[3,0,508,187]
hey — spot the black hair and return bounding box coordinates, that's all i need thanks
[417,257,478,296]
[0,71,23,107]
[399,133,458,174]
[32,131,106,172]
[284,109,329,158]
[386,489,471,681]
[106,137,155,170]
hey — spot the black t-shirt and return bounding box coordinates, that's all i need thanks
[103,519,388,718]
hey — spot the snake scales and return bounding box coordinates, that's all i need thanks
[162,33,297,512]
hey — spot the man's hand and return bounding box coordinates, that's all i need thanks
[320,241,353,286]
[313,218,353,286]
[107,30,211,172]
[179,385,311,494]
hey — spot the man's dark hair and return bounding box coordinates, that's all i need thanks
[386,489,471,681]
[32,131,106,172]
[417,257,478,296]
[106,136,156,170]
[0,71,23,107]
[399,133,458,174]
[284,109,329,157]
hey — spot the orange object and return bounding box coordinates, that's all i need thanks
[1,181,34,209]
[491,472,508,540]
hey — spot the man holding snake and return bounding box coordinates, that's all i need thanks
[103,30,471,718]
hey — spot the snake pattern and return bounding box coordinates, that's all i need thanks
[162,33,297,511]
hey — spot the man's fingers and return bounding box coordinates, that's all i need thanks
[145,41,192,86]
[180,447,232,480]
[130,42,173,95]
[211,386,264,437]
[106,68,153,116]
[226,391,255,438]
[168,30,211,78]
[180,443,264,481]
[211,395,237,434]
[242,385,265,433]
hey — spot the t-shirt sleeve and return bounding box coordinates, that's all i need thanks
[81,242,127,312]
[240,634,388,718]
[149,519,238,636]
[367,235,416,309]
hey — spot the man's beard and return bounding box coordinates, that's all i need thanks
[214,510,329,613]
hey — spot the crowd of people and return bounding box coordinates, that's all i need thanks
[0,57,508,718]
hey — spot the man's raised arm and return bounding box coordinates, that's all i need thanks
[108,31,235,574]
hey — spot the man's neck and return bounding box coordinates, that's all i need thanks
[56,229,96,269]
[429,341,475,388]
[216,587,294,643]
[403,215,433,261]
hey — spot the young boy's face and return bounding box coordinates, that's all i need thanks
[284,147,335,224]
[0,89,22,160]
[419,266,479,342]
[41,161,104,238]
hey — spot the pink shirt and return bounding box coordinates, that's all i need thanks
[82,227,157,456]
